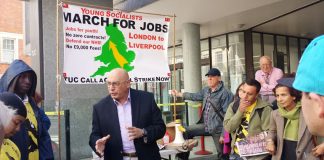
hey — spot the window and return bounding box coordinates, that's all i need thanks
[168,46,183,64]
[252,32,311,75]
[1,38,16,63]
[300,39,309,56]
[252,33,261,71]
[228,32,245,93]
[289,37,298,73]
[276,36,287,73]
[201,39,209,59]
[211,35,227,73]
[263,34,274,60]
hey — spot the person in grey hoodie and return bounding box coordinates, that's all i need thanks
[172,68,234,160]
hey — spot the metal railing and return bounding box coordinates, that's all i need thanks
[46,110,70,160]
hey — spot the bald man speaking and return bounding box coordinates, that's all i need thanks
[89,68,166,160]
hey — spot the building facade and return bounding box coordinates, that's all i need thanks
[18,0,324,159]
[0,0,30,75]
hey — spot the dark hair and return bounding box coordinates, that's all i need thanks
[245,79,261,93]
[273,84,302,102]
[235,82,245,99]
[232,82,245,113]
[0,92,26,118]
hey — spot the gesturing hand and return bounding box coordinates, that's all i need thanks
[171,90,183,97]
[127,126,144,140]
[95,135,110,157]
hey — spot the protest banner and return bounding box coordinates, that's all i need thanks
[235,131,269,157]
[62,3,171,84]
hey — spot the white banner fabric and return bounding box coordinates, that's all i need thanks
[62,3,171,84]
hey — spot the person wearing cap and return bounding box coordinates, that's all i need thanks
[0,92,27,160]
[171,68,234,160]
[266,78,318,160]
[224,79,272,160]
[293,35,324,137]
[293,35,324,159]
[255,56,284,103]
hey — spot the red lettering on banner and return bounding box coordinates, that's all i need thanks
[62,3,69,8]
[81,8,105,16]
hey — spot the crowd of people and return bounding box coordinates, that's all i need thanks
[168,36,324,160]
[1,35,324,160]
[0,60,54,160]
[88,37,324,160]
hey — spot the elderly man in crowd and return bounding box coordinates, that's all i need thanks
[255,56,283,103]
[172,68,233,160]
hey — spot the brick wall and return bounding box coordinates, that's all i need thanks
[0,0,31,75]
[0,0,23,33]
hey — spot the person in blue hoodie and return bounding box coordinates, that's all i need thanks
[33,92,54,160]
[0,59,54,160]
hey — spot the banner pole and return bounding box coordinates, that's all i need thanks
[172,14,177,121]
[56,0,62,160]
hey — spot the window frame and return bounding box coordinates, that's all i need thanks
[0,32,22,64]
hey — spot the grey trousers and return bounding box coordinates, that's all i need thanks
[176,123,223,160]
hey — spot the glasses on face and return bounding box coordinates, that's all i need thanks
[107,81,127,88]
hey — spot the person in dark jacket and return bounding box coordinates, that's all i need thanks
[0,59,53,160]
[33,92,54,160]
[0,92,27,160]
[89,68,166,160]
